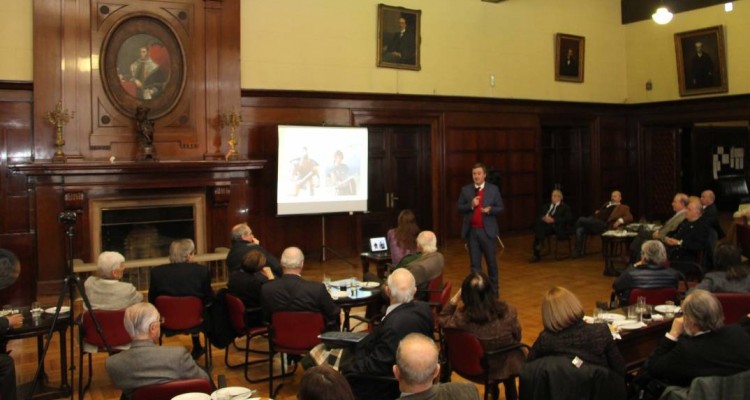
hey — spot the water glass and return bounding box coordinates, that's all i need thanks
[627,305,639,321]
[664,300,675,319]
[593,307,604,323]
[636,296,647,313]
[31,301,41,311]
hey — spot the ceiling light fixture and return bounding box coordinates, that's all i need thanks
[725,2,733,12]
[652,5,673,24]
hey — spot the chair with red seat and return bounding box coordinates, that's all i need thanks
[628,287,679,306]
[78,309,132,400]
[154,295,212,369]
[131,378,212,400]
[224,293,272,382]
[443,327,529,400]
[714,292,750,324]
[268,311,325,398]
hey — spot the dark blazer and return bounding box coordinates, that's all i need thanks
[535,201,573,236]
[666,219,710,262]
[520,355,627,400]
[148,262,214,305]
[612,263,682,305]
[457,182,504,240]
[701,204,725,239]
[645,324,750,387]
[401,383,481,400]
[342,301,434,377]
[528,320,626,376]
[226,239,282,277]
[227,270,268,327]
[105,340,209,400]
[260,274,340,332]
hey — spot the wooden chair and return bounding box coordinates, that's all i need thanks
[155,295,212,369]
[224,293,271,383]
[131,378,211,400]
[268,311,324,398]
[77,309,131,400]
[628,287,679,306]
[443,327,529,400]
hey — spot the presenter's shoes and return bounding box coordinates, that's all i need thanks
[571,250,583,259]
[529,254,541,263]
[190,346,206,360]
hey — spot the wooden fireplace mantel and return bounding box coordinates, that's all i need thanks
[10,159,266,177]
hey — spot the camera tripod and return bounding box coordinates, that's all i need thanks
[30,211,112,400]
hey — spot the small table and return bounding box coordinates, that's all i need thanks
[601,308,672,371]
[359,252,391,279]
[329,280,381,332]
[2,306,72,400]
[601,231,637,276]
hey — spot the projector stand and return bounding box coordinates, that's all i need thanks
[319,215,356,267]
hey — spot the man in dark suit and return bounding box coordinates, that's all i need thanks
[226,223,282,276]
[149,238,214,360]
[629,193,688,263]
[381,16,416,65]
[700,190,725,239]
[341,268,434,398]
[261,246,340,332]
[106,303,209,400]
[457,162,504,294]
[531,189,572,263]
[644,290,750,389]
[664,198,710,263]
[573,190,634,257]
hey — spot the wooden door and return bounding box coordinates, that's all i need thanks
[541,125,590,218]
[360,125,431,249]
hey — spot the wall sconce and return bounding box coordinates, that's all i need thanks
[652,4,673,24]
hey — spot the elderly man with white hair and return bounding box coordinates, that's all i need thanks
[261,246,340,331]
[394,333,480,399]
[105,303,209,399]
[341,268,433,398]
[84,251,142,310]
[400,231,444,297]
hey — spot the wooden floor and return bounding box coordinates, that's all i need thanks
[9,233,618,400]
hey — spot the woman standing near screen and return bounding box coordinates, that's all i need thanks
[387,209,419,265]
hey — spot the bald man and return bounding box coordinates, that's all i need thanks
[664,198,710,263]
[394,333,480,399]
[342,269,433,397]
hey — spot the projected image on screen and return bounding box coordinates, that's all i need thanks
[277,125,368,215]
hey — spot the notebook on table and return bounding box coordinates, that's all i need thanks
[368,236,389,255]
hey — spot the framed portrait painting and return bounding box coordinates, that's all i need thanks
[377,4,421,71]
[555,34,585,83]
[674,25,728,97]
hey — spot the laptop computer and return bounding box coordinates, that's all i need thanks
[368,236,389,255]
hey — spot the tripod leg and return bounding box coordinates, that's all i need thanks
[73,276,114,354]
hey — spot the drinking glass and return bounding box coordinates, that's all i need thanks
[664,300,675,319]
[627,305,639,321]
[636,296,647,313]
[31,301,41,311]
[593,307,604,323]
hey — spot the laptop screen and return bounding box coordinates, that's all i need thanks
[369,237,388,252]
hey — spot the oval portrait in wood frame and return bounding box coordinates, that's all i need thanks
[101,15,185,119]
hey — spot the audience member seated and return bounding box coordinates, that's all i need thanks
[84,251,143,310]
[641,290,750,393]
[387,209,420,265]
[0,248,22,400]
[664,198,710,263]
[399,231,444,298]
[612,240,681,306]
[573,190,633,258]
[693,244,750,293]
[700,190,725,239]
[227,248,275,326]
[149,239,214,360]
[226,223,282,276]
[629,193,687,263]
[261,246,340,332]
[298,365,355,400]
[341,269,433,395]
[105,303,209,400]
[531,189,572,263]
[394,333,481,400]
[439,271,524,400]
[528,286,625,376]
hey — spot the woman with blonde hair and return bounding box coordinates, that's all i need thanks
[387,209,419,265]
[528,286,625,375]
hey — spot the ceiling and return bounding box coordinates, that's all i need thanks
[621,0,737,24]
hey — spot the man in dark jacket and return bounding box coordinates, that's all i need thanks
[531,189,573,262]
[226,223,282,276]
[613,240,681,305]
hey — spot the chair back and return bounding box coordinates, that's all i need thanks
[628,287,678,306]
[738,224,750,259]
[443,327,487,381]
[225,293,247,333]
[155,295,204,330]
[80,309,132,349]
[426,273,444,304]
[131,378,212,400]
[714,292,750,324]
[270,311,324,354]
[439,281,452,310]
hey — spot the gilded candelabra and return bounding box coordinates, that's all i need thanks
[221,110,241,160]
[46,101,74,163]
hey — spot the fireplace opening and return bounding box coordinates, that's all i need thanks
[90,195,206,261]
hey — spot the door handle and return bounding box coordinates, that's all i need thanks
[386,193,391,208]
[392,195,399,207]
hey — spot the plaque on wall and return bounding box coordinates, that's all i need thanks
[101,16,186,119]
